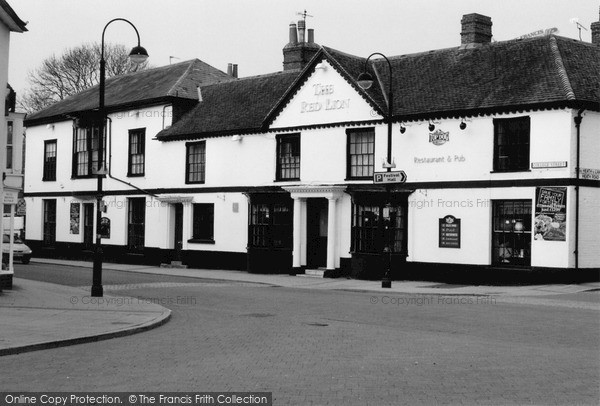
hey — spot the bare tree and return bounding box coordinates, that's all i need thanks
[19,42,150,114]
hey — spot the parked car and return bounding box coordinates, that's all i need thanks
[2,234,32,264]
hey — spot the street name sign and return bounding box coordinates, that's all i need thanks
[2,189,19,205]
[373,171,407,184]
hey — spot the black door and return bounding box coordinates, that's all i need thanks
[307,198,328,268]
[173,203,183,260]
[83,203,94,250]
[128,198,146,253]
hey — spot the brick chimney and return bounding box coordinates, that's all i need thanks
[460,13,492,46]
[592,7,600,45]
[283,20,319,71]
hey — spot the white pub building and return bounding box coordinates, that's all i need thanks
[23,14,600,283]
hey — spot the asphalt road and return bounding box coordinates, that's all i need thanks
[3,262,599,405]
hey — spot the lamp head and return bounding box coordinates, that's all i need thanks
[428,123,435,132]
[400,125,406,134]
[459,120,467,130]
[129,45,149,64]
[357,72,374,90]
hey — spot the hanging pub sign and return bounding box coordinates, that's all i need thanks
[439,215,461,248]
[99,217,111,239]
[534,187,566,241]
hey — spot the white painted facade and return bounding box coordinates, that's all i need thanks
[23,47,599,281]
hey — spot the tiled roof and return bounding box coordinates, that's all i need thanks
[367,35,599,119]
[158,34,598,141]
[0,0,27,32]
[156,70,301,140]
[25,59,231,125]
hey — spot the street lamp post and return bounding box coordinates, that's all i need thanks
[357,53,394,289]
[91,19,148,297]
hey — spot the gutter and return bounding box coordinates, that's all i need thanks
[573,109,584,272]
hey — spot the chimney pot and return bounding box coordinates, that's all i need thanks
[307,28,314,43]
[297,19,306,43]
[227,63,233,76]
[288,22,298,45]
[592,7,600,45]
[460,13,492,45]
[283,21,319,71]
[232,64,238,78]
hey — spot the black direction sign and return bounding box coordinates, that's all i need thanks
[373,171,407,184]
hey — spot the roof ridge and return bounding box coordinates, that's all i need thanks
[549,35,576,100]
[167,60,195,97]
[198,70,296,89]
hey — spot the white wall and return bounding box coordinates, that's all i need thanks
[408,188,494,265]
[578,110,600,176]
[271,59,380,128]
[407,186,575,269]
[579,188,600,269]
[22,56,597,272]
[25,104,174,194]
[396,110,573,183]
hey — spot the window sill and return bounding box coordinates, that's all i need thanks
[490,169,531,174]
[188,238,215,245]
[344,177,373,181]
[274,178,300,182]
[42,178,56,182]
[71,175,105,180]
[127,173,145,178]
[185,181,205,185]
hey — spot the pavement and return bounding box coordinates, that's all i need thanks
[1,257,598,356]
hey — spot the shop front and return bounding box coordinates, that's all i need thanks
[246,190,294,274]
[348,187,409,280]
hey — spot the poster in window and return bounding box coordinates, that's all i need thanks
[534,187,566,241]
[70,203,80,234]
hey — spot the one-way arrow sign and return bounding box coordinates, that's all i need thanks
[373,171,407,184]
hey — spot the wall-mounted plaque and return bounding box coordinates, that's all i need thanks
[439,215,461,248]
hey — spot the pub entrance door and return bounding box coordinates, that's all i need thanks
[306,198,328,268]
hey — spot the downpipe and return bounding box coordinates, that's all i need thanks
[573,109,584,273]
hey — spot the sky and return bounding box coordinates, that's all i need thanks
[6,0,600,98]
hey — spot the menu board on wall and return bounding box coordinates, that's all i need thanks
[439,215,461,248]
[534,187,567,241]
[70,203,80,234]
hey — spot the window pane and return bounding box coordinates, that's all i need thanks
[277,134,300,180]
[128,129,145,175]
[186,142,206,183]
[192,203,214,240]
[348,129,374,178]
[492,200,532,266]
[73,125,106,177]
[494,117,530,171]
